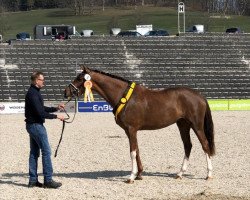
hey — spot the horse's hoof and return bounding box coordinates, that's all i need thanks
[125,179,134,184]
[135,176,143,180]
[175,175,182,179]
[206,176,213,180]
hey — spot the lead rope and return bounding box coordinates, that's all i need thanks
[54,98,77,157]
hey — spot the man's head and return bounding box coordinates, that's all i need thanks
[31,71,45,88]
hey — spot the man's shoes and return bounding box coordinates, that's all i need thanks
[28,181,43,188]
[44,180,62,189]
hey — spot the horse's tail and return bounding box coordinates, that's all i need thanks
[204,101,215,156]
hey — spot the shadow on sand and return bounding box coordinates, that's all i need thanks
[1,170,200,188]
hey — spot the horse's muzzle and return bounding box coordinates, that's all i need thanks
[64,88,71,99]
[64,90,68,99]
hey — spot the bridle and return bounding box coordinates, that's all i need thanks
[54,72,95,157]
[68,83,80,98]
[54,82,81,157]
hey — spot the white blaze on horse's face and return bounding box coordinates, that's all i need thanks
[68,73,88,97]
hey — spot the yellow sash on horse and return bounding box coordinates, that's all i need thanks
[115,82,136,119]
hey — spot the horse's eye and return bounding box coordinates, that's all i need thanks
[76,74,83,81]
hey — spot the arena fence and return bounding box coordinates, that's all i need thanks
[0,99,250,115]
[0,33,249,111]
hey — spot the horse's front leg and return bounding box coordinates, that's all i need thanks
[125,129,143,184]
[135,148,143,180]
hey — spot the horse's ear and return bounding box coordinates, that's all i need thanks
[80,65,86,72]
[80,65,90,73]
[81,65,92,74]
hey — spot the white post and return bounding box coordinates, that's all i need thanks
[178,2,185,34]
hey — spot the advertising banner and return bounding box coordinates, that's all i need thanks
[207,99,250,111]
[0,102,25,114]
[1,99,250,114]
[45,101,76,113]
[207,100,229,111]
[78,101,113,112]
[229,99,250,110]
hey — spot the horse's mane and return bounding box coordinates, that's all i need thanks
[92,69,131,83]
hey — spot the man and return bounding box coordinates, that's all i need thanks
[25,71,65,189]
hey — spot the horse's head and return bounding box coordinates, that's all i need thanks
[64,65,92,99]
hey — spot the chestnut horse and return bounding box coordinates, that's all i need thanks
[64,66,215,183]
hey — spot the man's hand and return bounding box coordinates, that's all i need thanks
[57,103,65,111]
[57,115,65,121]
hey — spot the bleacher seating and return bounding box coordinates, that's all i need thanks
[0,33,249,102]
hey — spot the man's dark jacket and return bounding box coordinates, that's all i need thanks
[25,84,57,124]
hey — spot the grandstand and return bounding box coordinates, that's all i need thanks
[0,33,249,102]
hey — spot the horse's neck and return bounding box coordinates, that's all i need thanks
[92,73,127,107]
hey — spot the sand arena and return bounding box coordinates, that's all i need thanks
[0,111,249,199]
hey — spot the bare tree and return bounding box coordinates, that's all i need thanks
[72,0,84,15]
[9,0,19,11]
[0,5,10,36]
[70,0,98,15]
[245,0,250,15]
[236,0,248,15]
[204,0,249,16]
[102,0,105,11]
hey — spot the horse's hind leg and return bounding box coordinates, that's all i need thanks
[205,153,213,180]
[176,119,192,179]
[193,128,213,180]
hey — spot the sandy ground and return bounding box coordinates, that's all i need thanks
[0,111,249,200]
